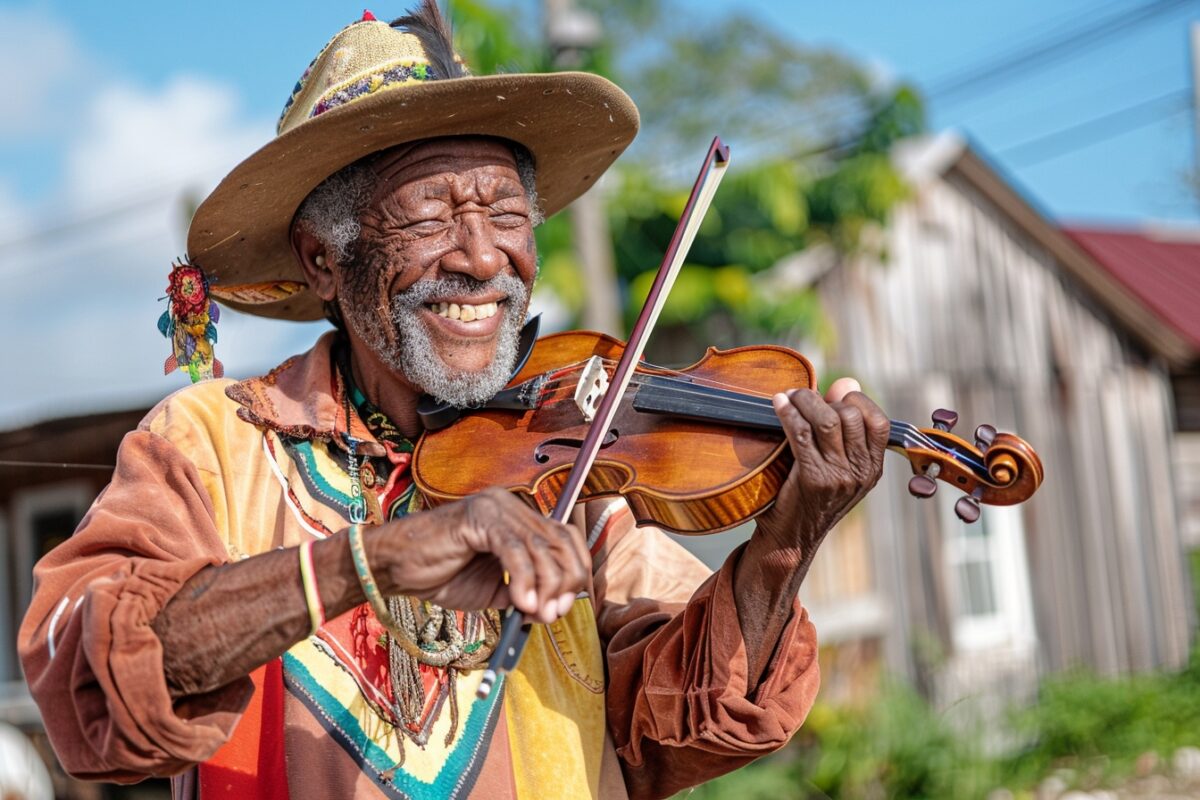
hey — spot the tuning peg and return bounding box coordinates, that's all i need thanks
[931,408,958,432]
[974,424,997,451]
[908,474,937,498]
[954,495,981,524]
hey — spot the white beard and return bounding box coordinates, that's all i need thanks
[342,273,529,408]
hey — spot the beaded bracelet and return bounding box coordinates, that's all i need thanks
[347,523,391,625]
[298,539,325,636]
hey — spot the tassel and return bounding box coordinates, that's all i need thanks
[362,9,377,21]
[159,258,222,383]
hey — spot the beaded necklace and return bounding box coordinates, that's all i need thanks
[336,345,500,747]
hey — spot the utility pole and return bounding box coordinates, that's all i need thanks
[544,0,623,335]
[1191,22,1200,184]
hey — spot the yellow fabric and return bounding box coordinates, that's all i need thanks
[505,597,607,799]
[284,634,493,782]
[143,380,283,558]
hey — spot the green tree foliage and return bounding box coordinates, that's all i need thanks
[450,0,925,348]
[448,0,541,73]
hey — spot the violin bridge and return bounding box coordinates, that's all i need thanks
[573,356,610,423]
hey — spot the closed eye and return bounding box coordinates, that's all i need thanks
[490,212,528,227]
[403,219,450,237]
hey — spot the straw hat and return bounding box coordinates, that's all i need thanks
[186,3,639,321]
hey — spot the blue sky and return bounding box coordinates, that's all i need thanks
[0,0,1197,426]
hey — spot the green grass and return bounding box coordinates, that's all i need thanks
[678,647,1200,799]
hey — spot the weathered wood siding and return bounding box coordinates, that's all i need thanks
[1176,432,1200,548]
[814,148,1194,679]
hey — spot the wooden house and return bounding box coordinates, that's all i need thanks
[799,134,1197,711]
[1063,225,1200,551]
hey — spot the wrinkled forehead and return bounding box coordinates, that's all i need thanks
[369,136,521,188]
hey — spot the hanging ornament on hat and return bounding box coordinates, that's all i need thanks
[159,258,223,383]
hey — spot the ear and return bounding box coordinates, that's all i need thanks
[291,225,338,302]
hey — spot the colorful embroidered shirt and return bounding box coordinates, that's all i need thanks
[18,332,822,799]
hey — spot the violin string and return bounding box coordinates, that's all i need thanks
[537,372,783,421]
[532,366,979,456]
[534,367,973,456]
[532,372,787,429]
[569,379,989,478]
[531,357,780,399]
[519,362,994,477]
[890,421,988,473]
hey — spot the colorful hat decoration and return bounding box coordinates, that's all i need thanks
[159,259,223,383]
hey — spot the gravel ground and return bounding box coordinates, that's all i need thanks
[989,747,1200,800]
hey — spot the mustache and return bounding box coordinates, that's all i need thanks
[389,274,530,312]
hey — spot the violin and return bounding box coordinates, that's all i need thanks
[416,136,1042,696]
[411,328,1043,533]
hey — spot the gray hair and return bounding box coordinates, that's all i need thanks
[294,142,544,267]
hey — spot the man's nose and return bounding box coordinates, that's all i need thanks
[440,212,505,279]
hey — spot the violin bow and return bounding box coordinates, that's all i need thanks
[476,137,732,699]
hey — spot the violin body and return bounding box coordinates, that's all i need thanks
[414,329,1045,533]
[413,330,817,534]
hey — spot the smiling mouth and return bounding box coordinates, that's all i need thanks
[424,300,502,322]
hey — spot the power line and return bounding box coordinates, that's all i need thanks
[997,88,1190,166]
[951,61,1179,128]
[0,190,178,255]
[640,1,1194,180]
[0,460,114,471]
[929,0,1197,105]
[0,213,170,279]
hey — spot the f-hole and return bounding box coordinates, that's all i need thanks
[534,429,620,464]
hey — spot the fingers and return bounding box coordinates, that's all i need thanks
[824,376,862,404]
[490,531,539,615]
[841,391,891,471]
[774,389,846,464]
[479,491,589,623]
[772,382,889,482]
[834,400,870,474]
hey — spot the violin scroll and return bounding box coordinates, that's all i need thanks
[891,408,1044,520]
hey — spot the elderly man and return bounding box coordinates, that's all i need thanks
[20,4,889,799]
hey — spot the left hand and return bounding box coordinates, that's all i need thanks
[754,377,890,557]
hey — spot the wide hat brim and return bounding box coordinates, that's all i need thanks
[187,71,639,321]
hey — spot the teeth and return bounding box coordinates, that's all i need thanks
[428,300,500,320]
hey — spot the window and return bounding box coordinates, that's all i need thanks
[941,500,1036,654]
[13,483,94,621]
[953,522,998,618]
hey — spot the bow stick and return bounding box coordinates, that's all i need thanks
[476,137,732,700]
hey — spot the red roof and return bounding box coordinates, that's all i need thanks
[1063,226,1200,353]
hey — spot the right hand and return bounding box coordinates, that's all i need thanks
[365,487,590,623]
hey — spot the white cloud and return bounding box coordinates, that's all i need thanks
[0,72,327,428]
[863,55,898,93]
[64,76,272,210]
[0,7,94,139]
[0,182,28,242]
